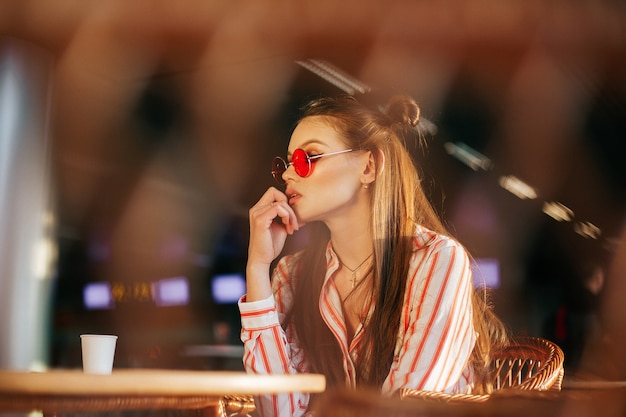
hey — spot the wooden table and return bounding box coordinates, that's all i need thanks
[0,369,326,416]
[316,385,626,417]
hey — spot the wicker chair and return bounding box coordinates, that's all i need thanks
[218,337,564,414]
[218,394,256,417]
[401,337,565,403]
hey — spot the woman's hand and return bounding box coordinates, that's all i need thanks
[246,187,300,300]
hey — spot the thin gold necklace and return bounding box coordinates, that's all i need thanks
[340,253,374,289]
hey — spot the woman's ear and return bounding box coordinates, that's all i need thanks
[362,150,383,185]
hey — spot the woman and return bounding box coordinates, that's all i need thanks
[240,94,507,417]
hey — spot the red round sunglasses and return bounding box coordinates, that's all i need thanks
[271,148,355,184]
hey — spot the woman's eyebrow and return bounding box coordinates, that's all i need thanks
[287,139,325,157]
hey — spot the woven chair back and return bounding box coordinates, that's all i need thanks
[400,337,565,403]
[491,337,564,391]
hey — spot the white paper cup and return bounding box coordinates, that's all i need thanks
[80,334,117,374]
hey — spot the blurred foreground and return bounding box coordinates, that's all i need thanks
[0,0,625,384]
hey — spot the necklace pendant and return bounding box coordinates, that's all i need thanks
[339,252,373,290]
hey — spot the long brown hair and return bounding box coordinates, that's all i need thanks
[286,95,507,393]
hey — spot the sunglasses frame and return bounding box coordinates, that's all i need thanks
[272,148,354,184]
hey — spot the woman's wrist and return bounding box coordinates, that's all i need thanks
[245,262,273,301]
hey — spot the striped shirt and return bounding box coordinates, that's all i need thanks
[239,225,477,417]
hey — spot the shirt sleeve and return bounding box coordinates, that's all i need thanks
[238,255,310,417]
[382,238,477,395]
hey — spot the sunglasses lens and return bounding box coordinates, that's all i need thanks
[271,157,287,184]
[292,149,310,177]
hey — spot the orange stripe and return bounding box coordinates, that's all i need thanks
[258,337,273,373]
[426,247,473,391]
[402,241,427,332]
[271,327,290,373]
[415,247,457,388]
[408,248,442,373]
[432,258,468,388]
[322,292,347,342]
[442,314,472,388]
[396,241,431,386]
[241,307,276,318]
[399,245,437,386]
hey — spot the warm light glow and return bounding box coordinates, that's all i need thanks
[574,221,601,239]
[542,201,574,222]
[296,59,371,95]
[498,175,538,199]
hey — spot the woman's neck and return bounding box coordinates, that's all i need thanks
[328,221,373,268]
[324,189,374,266]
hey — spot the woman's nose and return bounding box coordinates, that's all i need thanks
[282,164,296,183]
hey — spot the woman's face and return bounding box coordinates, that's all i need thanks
[282,116,369,225]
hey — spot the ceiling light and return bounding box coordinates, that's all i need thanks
[574,221,601,239]
[542,201,574,222]
[498,175,538,199]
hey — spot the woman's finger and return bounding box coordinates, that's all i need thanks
[253,188,300,234]
[256,187,288,208]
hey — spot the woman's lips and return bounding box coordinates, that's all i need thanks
[285,189,300,205]
[288,194,301,205]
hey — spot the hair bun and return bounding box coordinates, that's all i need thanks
[385,95,420,127]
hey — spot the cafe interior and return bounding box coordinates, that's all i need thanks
[1,0,626,416]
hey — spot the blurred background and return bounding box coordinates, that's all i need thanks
[1,0,625,379]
